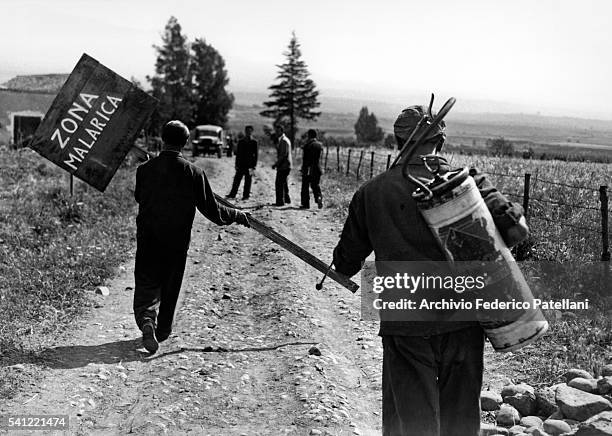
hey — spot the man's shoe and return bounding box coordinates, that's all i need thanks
[273,202,284,207]
[299,205,310,209]
[242,196,250,200]
[225,194,236,199]
[317,198,323,209]
[142,323,159,354]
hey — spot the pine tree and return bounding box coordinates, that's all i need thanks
[260,32,321,146]
[147,16,192,133]
[354,106,384,143]
[190,38,234,127]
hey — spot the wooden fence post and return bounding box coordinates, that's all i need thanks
[69,174,74,196]
[370,151,375,178]
[600,186,610,261]
[523,173,531,217]
[324,146,329,171]
[356,150,364,180]
[386,154,392,170]
[336,145,340,173]
[512,173,532,261]
[346,149,352,176]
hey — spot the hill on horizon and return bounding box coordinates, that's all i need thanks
[233,90,612,128]
[229,90,612,149]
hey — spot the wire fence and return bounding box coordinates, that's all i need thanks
[316,145,611,262]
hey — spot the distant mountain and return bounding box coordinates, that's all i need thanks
[232,90,612,132]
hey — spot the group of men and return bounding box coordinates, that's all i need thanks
[226,124,324,209]
[133,106,528,435]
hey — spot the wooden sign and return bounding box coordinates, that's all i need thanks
[29,53,158,191]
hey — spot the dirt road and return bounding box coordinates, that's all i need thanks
[1,148,512,435]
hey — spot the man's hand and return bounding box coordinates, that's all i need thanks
[504,216,529,247]
[236,211,251,228]
[248,168,255,176]
[272,164,277,170]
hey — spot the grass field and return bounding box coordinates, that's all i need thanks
[0,147,137,397]
[229,103,612,163]
[448,153,610,262]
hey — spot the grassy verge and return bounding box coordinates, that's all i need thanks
[0,147,138,398]
[320,161,612,386]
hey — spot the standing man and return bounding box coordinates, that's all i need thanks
[332,105,529,435]
[134,120,250,354]
[227,125,258,200]
[271,124,292,206]
[300,129,323,209]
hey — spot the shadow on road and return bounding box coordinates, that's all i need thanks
[1,338,145,370]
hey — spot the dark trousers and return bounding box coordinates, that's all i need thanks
[300,173,322,207]
[133,236,188,337]
[275,169,291,205]
[228,167,252,198]
[382,327,484,436]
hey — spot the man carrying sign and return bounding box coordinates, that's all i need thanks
[133,120,250,354]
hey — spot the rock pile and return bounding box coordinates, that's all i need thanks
[480,365,612,436]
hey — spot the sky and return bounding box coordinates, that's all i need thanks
[2,0,612,119]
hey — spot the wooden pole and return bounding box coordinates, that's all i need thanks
[523,173,531,218]
[346,149,352,176]
[324,146,329,171]
[215,194,359,293]
[386,154,392,170]
[370,151,375,178]
[356,150,364,180]
[70,174,74,196]
[601,186,610,261]
[336,145,340,173]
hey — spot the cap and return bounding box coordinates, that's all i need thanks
[393,105,446,143]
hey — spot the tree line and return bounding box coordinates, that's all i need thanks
[146,17,322,145]
[146,16,233,134]
[147,17,397,147]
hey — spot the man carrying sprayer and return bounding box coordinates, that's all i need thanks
[134,120,250,354]
[332,105,529,435]
[227,125,258,200]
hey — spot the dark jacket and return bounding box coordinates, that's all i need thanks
[235,137,258,169]
[135,150,239,251]
[333,158,525,336]
[301,139,323,176]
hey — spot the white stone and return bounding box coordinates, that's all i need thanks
[95,286,109,296]
[556,384,612,421]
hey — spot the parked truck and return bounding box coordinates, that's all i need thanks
[191,125,229,158]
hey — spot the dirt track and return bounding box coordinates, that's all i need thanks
[1,148,514,435]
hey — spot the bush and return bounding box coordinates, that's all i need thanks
[487,137,514,156]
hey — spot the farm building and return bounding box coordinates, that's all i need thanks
[0,74,67,146]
